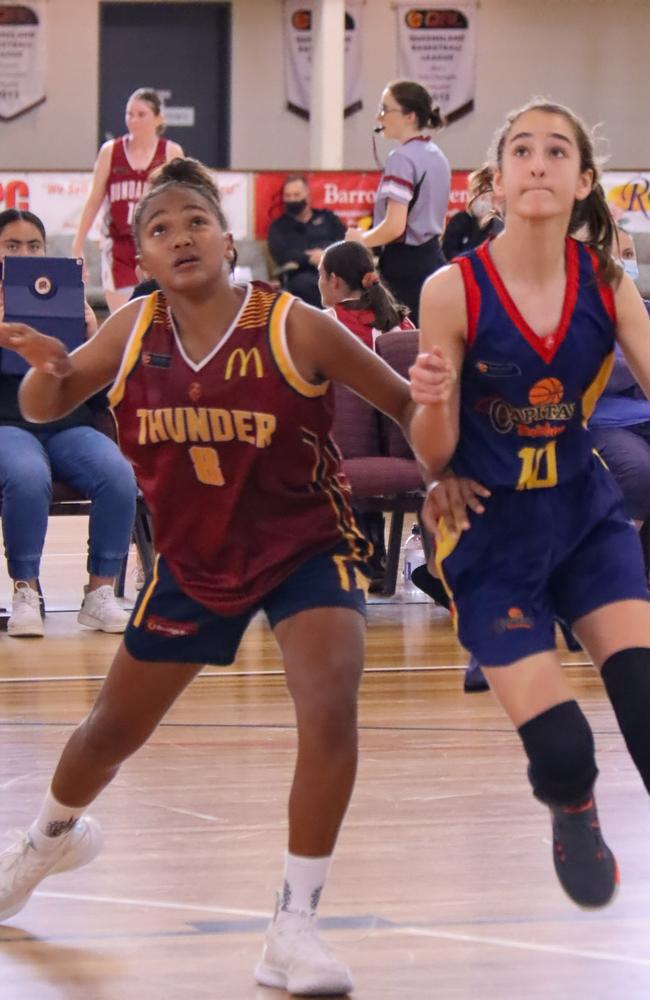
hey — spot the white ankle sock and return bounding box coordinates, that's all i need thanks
[280,852,332,915]
[29,787,84,850]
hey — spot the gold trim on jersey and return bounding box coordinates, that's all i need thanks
[269,292,329,398]
[300,427,369,560]
[108,293,159,409]
[581,349,615,425]
[133,554,160,628]
[434,519,459,634]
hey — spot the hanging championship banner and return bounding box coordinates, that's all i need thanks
[0,2,47,121]
[395,3,477,124]
[283,0,363,119]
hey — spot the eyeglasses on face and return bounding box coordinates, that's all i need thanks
[377,105,404,117]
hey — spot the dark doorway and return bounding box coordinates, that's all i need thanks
[99,2,230,166]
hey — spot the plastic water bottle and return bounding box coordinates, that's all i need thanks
[402,523,425,594]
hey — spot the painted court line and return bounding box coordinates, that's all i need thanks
[30,893,650,970]
[35,890,271,919]
[0,661,592,685]
[390,925,650,968]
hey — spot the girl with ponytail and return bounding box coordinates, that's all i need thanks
[345,79,450,325]
[319,240,414,350]
[409,100,650,911]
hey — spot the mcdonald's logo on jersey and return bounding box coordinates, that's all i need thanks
[225,347,264,380]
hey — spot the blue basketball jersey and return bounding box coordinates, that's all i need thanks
[451,237,616,490]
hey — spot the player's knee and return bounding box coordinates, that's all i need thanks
[296,692,358,753]
[518,700,597,806]
[78,705,151,767]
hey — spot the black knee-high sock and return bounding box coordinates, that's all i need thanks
[601,648,650,794]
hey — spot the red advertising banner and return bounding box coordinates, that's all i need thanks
[254,171,380,239]
[254,170,471,240]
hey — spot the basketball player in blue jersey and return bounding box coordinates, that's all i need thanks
[0,158,439,996]
[409,99,650,909]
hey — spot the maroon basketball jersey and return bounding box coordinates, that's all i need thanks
[101,136,168,289]
[108,283,367,614]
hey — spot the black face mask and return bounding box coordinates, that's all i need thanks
[284,199,307,216]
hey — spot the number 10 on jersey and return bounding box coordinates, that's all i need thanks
[516,441,558,490]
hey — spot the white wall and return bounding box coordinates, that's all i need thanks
[233,0,650,170]
[0,0,99,168]
[0,0,647,171]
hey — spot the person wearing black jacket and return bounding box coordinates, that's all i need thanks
[267,175,345,307]
[441,190,503,259]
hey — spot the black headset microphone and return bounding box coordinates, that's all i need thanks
[371,125,385,168]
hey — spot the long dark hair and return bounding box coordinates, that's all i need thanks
[0,208,46,243]
[386,80,445,130]
[484,99,617,284]
[322,241,410,331]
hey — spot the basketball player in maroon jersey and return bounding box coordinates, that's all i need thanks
[72,88,183,313]
[0,158,443,996]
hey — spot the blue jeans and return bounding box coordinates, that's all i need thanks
[0,425,137,581]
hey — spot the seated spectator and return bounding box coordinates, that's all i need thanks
[318,240,415,348]
[267,174,345,307]
[319,240,414,591]
[0,209,137,636]
[590,228,650,528]
[441,166,503,260]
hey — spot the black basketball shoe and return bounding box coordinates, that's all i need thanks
[550,797,619,908]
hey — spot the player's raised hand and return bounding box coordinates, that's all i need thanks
[409,348,456,404]
[422,474,490,539]
[0,322,72,377]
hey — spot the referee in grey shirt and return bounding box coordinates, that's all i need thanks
[346,80,450,325]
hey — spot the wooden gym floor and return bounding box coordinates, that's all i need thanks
[0,518,649,999]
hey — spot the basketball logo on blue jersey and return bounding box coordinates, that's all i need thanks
[494,607,534,633]
[475,360,521,378]
[477,377,575,437]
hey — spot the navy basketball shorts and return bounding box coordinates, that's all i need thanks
[123,542,368,666]
[436,457,650,666]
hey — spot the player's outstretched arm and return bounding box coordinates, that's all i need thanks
[408,265,467,475]
[8,298,141,422]
[614,274,650,400]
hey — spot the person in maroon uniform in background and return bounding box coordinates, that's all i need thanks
[72,88,183,313]
[319,239,415,588]
[0,158,431,997]
[318,240,415,350]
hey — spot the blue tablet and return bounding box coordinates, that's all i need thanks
[1,256,86,375]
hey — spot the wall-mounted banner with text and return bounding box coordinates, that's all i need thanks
[395,3,477,124]
[283,0,364,119]
[602,172,650,234]
[0,172,250,242]
[0,2,47,121]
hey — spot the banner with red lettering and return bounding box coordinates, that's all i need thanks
[254,170,471,239]
[395,3,477,124]
[283,1,364,119]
